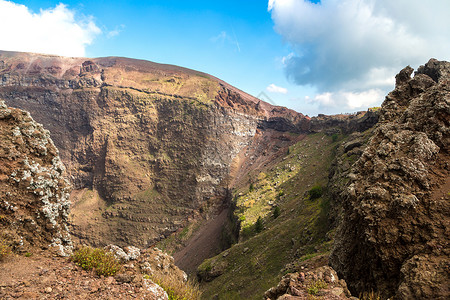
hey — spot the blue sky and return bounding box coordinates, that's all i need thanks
[1,0,449,116]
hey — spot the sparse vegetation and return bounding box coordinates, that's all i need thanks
[273,206,280,219]
[308,185,323,200]
[249,183,255,192]
[254,216,264,233]
[307,279,328,295]
[0,214,7,223]
[359,290,382,300]
[71,246,122,276]
[241,224,253,239]
[331,133,339,142]
[152,273,202,300]
[0,238,12,261]
[200,133,337,299]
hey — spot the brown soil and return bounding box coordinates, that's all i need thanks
[173,208,229,275]
[0,252,162,299]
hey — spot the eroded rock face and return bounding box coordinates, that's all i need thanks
[0,51,379,253]
[0,100,72,256]
[0,51,317,248]
[330,59,450,299]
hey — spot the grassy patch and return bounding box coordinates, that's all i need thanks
[199,133,337,299]
[151,273,202,300]
[307,279,328,295]
[71,246,122,276]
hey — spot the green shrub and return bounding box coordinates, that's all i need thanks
[255,217,264,233]
[331,133,339,142]
[241,225,253,239]
[249,183,254,192]
[309,185,323,200]
[307,279,327,295]
[71,246,121,276]
[273,206,280,219]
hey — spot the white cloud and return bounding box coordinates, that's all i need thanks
[309,89,384,111]
[269,0,450,110]
[267,83,288,94]
[107,25,125,39]
[0,1,101,57]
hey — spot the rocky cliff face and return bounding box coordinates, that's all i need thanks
[0,51,378,250]
[0,51,311,248]
[330,59,450,299]
[0,100,72,256]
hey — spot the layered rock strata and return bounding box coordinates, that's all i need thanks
[0,51,377,248]
[0,51,306,247]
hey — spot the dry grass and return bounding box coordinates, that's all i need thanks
[0,238,12,261]
[359,290,382,300]
[151,273,202,300]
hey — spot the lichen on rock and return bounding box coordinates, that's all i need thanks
[0,100,72,256]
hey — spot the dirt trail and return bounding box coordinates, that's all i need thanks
[173,208,229,274]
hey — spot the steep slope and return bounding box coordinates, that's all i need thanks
[0,100,195,299]
[330,59,450,299]
[0,50,377,253]
[196,132,340,299]
[0,51,383,295]
[0,50,311,249]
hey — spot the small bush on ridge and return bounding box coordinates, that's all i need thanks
[308,185,323,200]
[307,279,328,295]
[273,206,280,219]
[255,216,264,233]
[71,246,121,276]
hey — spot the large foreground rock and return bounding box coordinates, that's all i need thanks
[0,100,72,256]
[330,59,450,299]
